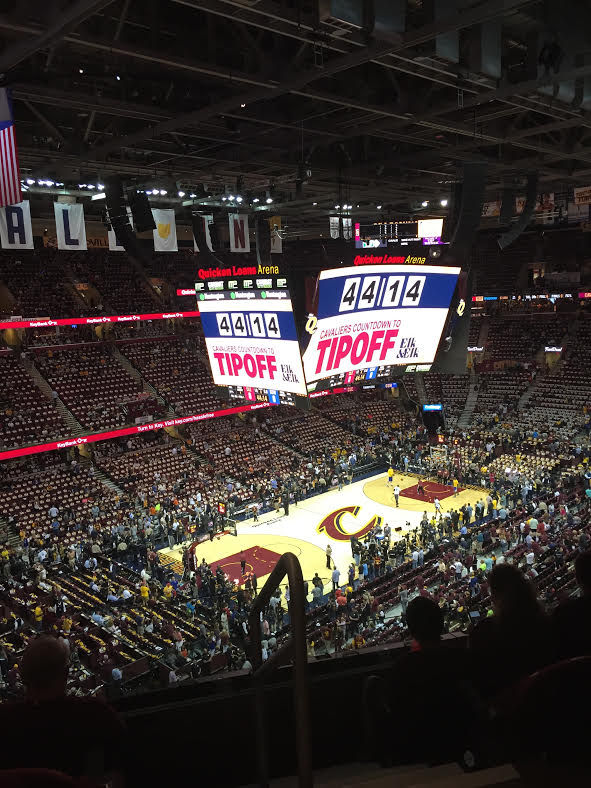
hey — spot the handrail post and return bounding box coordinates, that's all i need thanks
[248,552,313,788]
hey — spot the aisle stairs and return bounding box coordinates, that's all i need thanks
[111,344,173,415]
[457,370,479,430]
[414,373,427,405]
[25,358,85,436]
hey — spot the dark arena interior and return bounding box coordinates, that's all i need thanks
[1,1,591,786]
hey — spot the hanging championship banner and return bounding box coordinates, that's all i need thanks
[0,200,33,249]
[329,215,340,239]
[152,208,178,252]
[269,215,282,254]
[193,213,213,252]
[342,217,353,240]
[574,186,591,206]
[108,208,134,251]
[54,202,87,250]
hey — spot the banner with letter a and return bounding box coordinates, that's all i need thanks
[108,208,134,251]
[229,213,250,252]
[0,200,33,249]
[193,213,213,252]
[54,203,87,250]
[152,208,178,252]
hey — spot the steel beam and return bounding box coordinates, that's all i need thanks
[22,99,65,143]
[92,0,535,158]
[0,1,116,73]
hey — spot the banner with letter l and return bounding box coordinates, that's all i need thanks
[0,200,33,249]
[54,203,87,250]
[152,208,178,252]
[229,213,250,252]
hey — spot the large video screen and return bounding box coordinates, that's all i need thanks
[199,282,308,407]
[355,218,444,249]
[302,264,460,393]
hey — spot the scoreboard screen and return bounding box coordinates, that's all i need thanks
[199,280,308,407]
[302,264,460,393]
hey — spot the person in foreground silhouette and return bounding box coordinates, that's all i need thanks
[551,549,591,660]
[365,597,487,767]
[469,564,554,700]
[0,637,127,786]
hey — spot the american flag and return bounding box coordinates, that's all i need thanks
[0,88,21,207]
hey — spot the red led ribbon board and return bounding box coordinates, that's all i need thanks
[0,310,200,330]
[0,402,272,462]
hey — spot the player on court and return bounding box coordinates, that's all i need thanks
[416,479,425,496]
[393,484,400,507]
[434,497,441,517]
[387,466,394,486]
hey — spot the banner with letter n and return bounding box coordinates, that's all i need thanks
[54,202,87,250]
[229,212,250,252]
[0,200,33,249]
[342,217,353,240]
[152,208,178,252]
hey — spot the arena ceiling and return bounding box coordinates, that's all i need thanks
[3,0,591,236]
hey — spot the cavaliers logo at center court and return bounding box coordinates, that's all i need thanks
[317,505,382,541]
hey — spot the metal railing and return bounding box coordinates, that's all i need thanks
[248,552,312,788]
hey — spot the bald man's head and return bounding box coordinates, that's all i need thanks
[21,637,69,700]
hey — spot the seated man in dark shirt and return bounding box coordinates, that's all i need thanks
[0,636,127,785]
[366,597,488,767]
[552,549,591,660]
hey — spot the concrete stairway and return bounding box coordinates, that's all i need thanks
[457,368,479,429]
[25,359,85,436]
[111,344,174,416]
[92,465,127,497]
[414,373,427,405]
[477,316,490,351]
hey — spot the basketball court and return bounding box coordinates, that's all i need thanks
[158,471,484,590]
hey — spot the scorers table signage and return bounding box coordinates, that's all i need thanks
[303,264,459,388]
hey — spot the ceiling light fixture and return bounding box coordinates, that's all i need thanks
[440,199,448,207]
[178,191,186,198]
[421,200,429,207]
[266,197,273,204]
[252,198,260,203]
